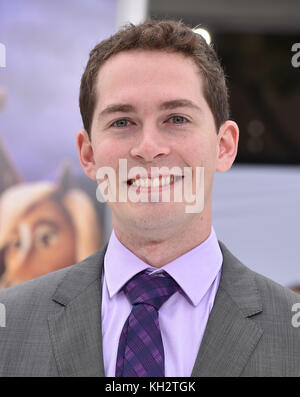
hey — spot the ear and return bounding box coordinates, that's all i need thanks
[76,129,97,180]
[216,120,239,173]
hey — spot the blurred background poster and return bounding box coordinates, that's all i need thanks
[0,0,300,290]
[0,0,119,287]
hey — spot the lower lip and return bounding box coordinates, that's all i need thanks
[127,177,183,194]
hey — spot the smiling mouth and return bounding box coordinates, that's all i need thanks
[127,175,183,188]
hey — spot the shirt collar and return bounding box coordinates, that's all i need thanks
[104,227,222,307]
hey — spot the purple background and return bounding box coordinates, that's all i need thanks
[0,0,117,181]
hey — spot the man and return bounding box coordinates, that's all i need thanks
[0,19,299,377]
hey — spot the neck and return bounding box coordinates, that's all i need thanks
[113,216,212,268]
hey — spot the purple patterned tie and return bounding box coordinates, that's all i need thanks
[115,270,179,377]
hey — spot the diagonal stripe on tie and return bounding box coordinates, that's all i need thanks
[115,270,179,377]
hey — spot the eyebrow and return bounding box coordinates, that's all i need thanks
[99,104,136,118]
[160,99,201,112]
[98,99,202,119]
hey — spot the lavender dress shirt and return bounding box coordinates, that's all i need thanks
[101,227,223,377]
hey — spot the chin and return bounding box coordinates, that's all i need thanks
[128,205,186,229]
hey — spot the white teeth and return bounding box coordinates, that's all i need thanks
[153,178,160,187]
[131,176,178,188]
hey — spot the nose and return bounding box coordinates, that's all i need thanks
[130,123,171,162]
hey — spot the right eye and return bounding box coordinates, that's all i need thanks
[34,225,58,248]
[111,119,132,128]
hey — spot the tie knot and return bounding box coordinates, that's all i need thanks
[123,270,179,310]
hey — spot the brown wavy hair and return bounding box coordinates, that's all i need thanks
[79,19,229,137]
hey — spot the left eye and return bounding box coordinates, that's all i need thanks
[111,119,131,128]
[35,226,58,248]
[168,116,188,124]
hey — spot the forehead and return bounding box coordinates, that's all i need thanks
[95,49,204,105]
[100,48,198,70]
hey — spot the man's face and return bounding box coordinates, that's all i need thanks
[77,49,238,238]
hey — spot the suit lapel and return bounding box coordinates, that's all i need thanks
[191,242,264,377]
[48,245,107,377]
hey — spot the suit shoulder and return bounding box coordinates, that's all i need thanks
[0,265,72,308]
[252,268,300,312]
[232,258,300,328]
[0,248,102,308]
[219,241,299,309]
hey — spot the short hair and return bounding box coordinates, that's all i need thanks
[79,19,229,137]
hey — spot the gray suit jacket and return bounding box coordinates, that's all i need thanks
[0,241,299,377]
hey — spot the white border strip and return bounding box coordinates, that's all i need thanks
[116,0,149,30]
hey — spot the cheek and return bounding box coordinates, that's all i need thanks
[93,140,126,168]
[179,140,209,166]
[182,138,218,182]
